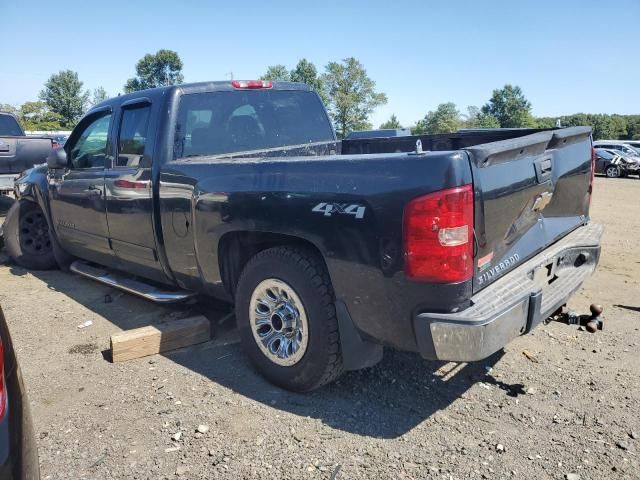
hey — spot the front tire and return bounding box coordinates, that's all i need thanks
[235,246,343,392]
[4,200,57,270]
[605,165,620,178]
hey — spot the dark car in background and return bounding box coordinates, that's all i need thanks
[594,148,640,178]
[0,304,39,480]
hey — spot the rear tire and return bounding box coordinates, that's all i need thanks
[4,200,57,270]
[235,246,343,392]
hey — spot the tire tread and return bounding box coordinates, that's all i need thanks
[238,245,344,390]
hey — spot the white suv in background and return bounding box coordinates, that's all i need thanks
[593,140,640,156]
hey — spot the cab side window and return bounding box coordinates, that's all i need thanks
[68,114,112,169]
[116,105,151,167]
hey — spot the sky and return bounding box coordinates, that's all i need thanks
[1,0,639,127]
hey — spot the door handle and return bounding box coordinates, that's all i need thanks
[534,156,553,183]
[539,159,552,173]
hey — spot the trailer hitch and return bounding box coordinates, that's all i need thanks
[546,304,604,333]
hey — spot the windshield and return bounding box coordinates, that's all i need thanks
[595,149,615,160]
[173,90,335,159]
[0,113,23,136]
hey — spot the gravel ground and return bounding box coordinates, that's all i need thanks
[0,177,638,480]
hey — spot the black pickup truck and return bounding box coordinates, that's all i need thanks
[3,81,603,391]
[0,112,52,195]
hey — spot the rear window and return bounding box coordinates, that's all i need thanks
[173,90,334,159]
[0,114,23,136]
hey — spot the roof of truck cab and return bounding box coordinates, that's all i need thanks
[90,81,313,112]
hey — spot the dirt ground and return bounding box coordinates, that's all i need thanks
[0,177,638,480]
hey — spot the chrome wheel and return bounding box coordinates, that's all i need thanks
[606,165,620,178]
[249,278,309,366]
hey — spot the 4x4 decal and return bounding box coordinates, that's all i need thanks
[312,202,366,219]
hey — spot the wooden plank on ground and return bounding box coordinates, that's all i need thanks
[110,315,211,362]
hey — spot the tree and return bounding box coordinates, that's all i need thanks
[18,101,64,131]
[463,106,499,128]
[568,113,590,127]
[39,70,89,128]
[533,113,640,139]
[124,49,184,93]
[591,114,618,140]
[610,114,628,140]
[534,117,556,129]
[0,104,18,115]
[260,65,290,82]
[321,57,387,138]
[290,59,327,104]
[379,114,402,129]
[463,106,500,129]
[626,115,640,140]
[414,102,462,134]
[482,84,535,128]
[91,87,109,106]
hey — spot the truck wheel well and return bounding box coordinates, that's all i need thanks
[218,231,326,297]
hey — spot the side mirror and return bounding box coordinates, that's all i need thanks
[47,147,68,169]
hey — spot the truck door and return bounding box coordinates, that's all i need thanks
[104,99,168,281]
[49,109,114,265]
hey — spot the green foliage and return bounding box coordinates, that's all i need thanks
[290,59,328,104]
[39,70,89,128]
[18,101,64,131]
[535,113,640,140]
[379,114,402,129]
[413,102,462,134]
[482,84,536,128]
[534,117,556,128]
[321,57,387,138]
[260,65,291,81]
[124,49,184,93]
[626,116,640,140]
[262,60,329,105]
[0,104,18,115]
[290,59,320,88]
[463,106,500,129]
[591,114,626,141]
[91,87,109,106]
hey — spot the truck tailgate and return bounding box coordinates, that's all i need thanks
[0,136,52,174]
[466,127,593,293]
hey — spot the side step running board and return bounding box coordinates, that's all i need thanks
[70,260,196,303]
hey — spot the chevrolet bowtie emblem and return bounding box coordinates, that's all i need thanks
[532,191,553,212]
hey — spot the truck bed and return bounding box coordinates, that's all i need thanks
[343,127,593,293]
[186,126,593,295]
[0,136,52,175]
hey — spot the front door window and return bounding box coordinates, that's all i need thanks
[68,114,112,169]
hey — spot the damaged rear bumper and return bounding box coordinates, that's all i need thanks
[413,222,604,362]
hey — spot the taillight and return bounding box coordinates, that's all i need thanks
[403,184,474,283]
[589,147,595,208]
[0,338,5,420]
[231,80,273,89]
